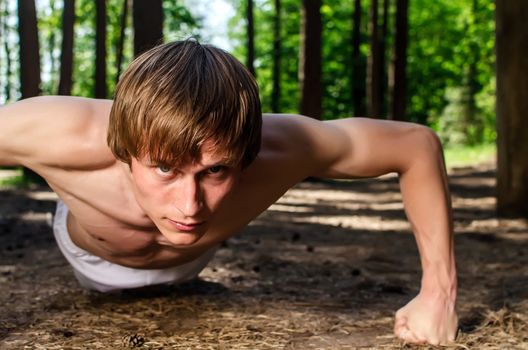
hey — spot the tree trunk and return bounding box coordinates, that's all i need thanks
[367,0,381,117]
[351,0,365,116]
[58,0,75,95]
[0,4,3,95]
[388,0,408,121]
[17,0,41,99]
[133,0,163,56]
[299,0,322,120]
[464,0,481,143]
[2,0,12,101]
[95,0,106,98]
[379,0,389,116]
[496,0,528,218]
[115,0,129,85]
[48,0,57,92]
[246,0,255,77]
[17,0,42,182]
[271,0,281,112]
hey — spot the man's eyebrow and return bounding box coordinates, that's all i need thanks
[200,159,231,167]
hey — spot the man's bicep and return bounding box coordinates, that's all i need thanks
[315,118,434,179]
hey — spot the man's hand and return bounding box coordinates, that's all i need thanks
[394,292,458,345]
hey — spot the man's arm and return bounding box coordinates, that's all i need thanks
[0,96,77,167]
[304,117,457,345]
[0,98,38,166]
[0,96,112,170]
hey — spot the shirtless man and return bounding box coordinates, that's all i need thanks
[0,40,457,345]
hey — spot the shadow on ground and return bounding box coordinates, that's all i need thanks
[0,163,527,349]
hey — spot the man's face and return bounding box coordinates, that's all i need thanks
[129,142,241,247]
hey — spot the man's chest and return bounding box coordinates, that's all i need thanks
[64,202,213,268]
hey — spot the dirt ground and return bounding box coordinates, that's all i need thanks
[0,163,527,350]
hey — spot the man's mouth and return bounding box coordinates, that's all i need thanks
[166,219,205,232]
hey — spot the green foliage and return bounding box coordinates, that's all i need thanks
[443,143,495,168]
[436,77,496,146]
[72,0,96,97]
[163,1,202,42]
[321,1,354,119]
[228,0,496,145]
[0,168,29,188]
[475,76,496,143]
[229,0,301,114]
[0,0,21,102]
[2,0,496,148]
[37,0,61,95]
[31,0,201,98]
[229,0,369,120]
[106,0,131,97]
[407,0,495,140]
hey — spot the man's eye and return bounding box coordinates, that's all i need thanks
[207,166,224,174]
[158,165,172,173]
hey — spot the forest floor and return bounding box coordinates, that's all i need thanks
[0,162,527,350]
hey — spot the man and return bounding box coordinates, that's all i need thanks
[0,40,457,345]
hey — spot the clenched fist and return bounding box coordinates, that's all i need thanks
[394,292,458,345]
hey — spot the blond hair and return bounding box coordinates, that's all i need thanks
[108,40,261,168]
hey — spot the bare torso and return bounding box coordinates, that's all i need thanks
[7,97,318,268]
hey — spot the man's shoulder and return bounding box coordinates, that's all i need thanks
[22,95,112,128]
[261,113,323,150]
[0,96,115,169]
[258,113,358,180]
[0,95,112,135]
[252,114,336,178]
[261,113,343,162]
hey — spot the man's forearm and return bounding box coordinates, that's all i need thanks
[398,130,457,297]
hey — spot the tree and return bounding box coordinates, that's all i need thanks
[379,0,389,116]
[17,0,42,181]
[95,0,106,98]
[351,0,365,116]
[271,0,281,112]
[299,0,322,119]
[228,0,494,129]
[58,0,75,95]
[460,0,485,144]
[388,0,408,121]
[133,0,163,56]
[1,0,13,101]
[17,0,41,99]
[0,6,2,85]
[405,0,494,129]
[228,0,301,115]
[115,0,130,85]
[46,0,59,92]
[246,0,255,76]
[367,0,381,117]
[496,0,528,217]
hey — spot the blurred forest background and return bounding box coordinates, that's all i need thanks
[1,0,527,216]
[2,0,495,147]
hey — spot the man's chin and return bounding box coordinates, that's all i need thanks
[155,228,206,247]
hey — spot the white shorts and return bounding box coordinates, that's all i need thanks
[52,200,217,293]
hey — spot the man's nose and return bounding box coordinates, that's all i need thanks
[176,177,203,217]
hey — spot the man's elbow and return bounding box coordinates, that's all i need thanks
[396,125,445,174]
[413,125,444,156]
